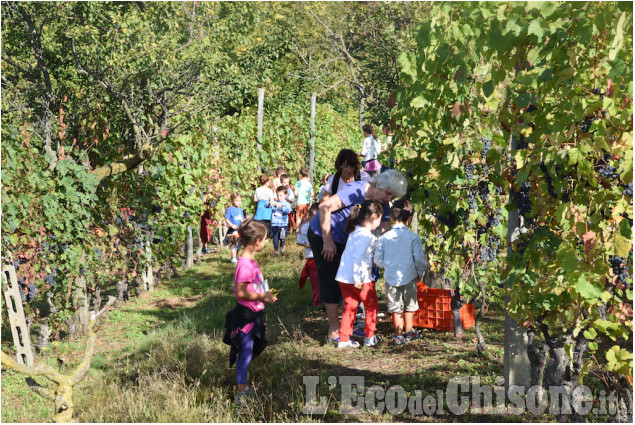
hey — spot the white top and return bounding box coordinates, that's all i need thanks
[323,170,372,196]
[254,186,274,202]
[296,222,313,259]
[335,226,377,284]
[375,224,427,287]
[361,136,381,162]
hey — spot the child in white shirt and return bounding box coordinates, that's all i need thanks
[334,199,384,348]
[375,199,427,346]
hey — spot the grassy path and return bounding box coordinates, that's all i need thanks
[2,242,553,422]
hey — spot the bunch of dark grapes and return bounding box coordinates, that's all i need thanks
[477,180,490,204]
[94,248,103,262]
[464,163,476,180]
[481,138,491,158]
[479,236,501,263]
[598,165,619,179]
[467,188,477,214]
[486,210,501,228]
[436,211,459,229]
[540,162,558,199]
[516,133,530,149]
[623,183,633,197]
[513,181,532,217]
[608,255,631,289]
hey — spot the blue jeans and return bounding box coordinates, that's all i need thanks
[271,225,287,252]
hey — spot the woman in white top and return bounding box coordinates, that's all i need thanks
[321,149,372,202]
[359,124,382,177]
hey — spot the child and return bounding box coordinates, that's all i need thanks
[225,192,245,264]
[317,172,330,202]
[266,186,292,256]
[279,173,296,232]
[297,204,322,309]
[359,124,382,177]
[294,167,314,232]
[253,175,274,234]
[200,199,212,254]
[375,199,427,346]
[271,166,286,192]
[334,199,384,348]
[222,218,277,404]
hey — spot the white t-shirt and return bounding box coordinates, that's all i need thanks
[361,136,381,162]
[296,222,313,259]
[335,226,377,284]
[322,170,372,196]
[254,186,274,202]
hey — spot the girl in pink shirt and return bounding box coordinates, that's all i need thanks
[223,218,277,404]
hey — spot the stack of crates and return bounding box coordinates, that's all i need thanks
[412,281,475,331]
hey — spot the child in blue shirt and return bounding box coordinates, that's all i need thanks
[375,199,427,345]
[266,186,292,256]
[225,193,245,264]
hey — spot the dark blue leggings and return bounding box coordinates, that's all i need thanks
[236,329,254,385]
[271,226,287,252]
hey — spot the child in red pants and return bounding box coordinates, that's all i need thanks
[297,204,322,308]
[334,199,383,348]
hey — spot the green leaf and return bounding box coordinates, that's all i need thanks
[527,18,545,41]
[575,276,603,301]
[613,233,632,257]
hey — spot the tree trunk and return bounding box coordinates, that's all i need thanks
[526,331,548,388]
[69,276,90,338]
[359,96,365,131]
[115,276,128,309]
[37,321,51,351]
[451,288,464,338]
[185,226,193,269]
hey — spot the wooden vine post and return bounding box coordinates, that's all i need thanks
[309,92,316,184]
[257,88,264,172]
[1,296,116,423]
[2,265,34,366]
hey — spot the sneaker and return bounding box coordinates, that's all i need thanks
[352,328,365,338]
[403,329,421,342]
[274,251,279,257]
[337,340,360,349]
[389,335,406,346]
[280,247,286,254]
[235,386,253,407]
[365,336,379,347]
[230,258,238,264]
[201,247,208,254]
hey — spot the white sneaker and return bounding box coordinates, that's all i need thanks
[337,340,360,349]
[365,336,379,347]
[231,258,238,264]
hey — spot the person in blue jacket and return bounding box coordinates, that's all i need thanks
[266,186,292,256]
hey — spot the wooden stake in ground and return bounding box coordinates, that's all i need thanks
[309,92,316,184]
[257,88,264,172]
[2,265,34,366]
[1,296,116,423]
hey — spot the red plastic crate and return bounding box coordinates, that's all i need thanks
[412,282,475,331]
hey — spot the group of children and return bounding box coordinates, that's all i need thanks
[224,188,427,402]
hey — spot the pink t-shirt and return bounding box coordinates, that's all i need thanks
[234,257,266,334]
[235,257,266,312]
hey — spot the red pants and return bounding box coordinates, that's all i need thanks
[295,204,310,228]
[338,282,378,342]
[299,259,321,306]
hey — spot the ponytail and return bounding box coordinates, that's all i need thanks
[344,199,383,233]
